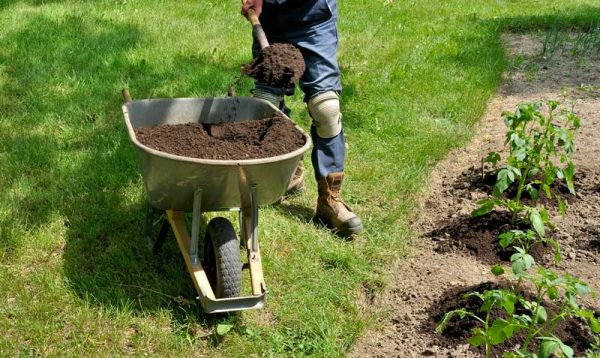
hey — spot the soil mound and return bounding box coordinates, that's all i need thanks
[425,282,596,357]
[242,43,305,88]
[134,112,306,160]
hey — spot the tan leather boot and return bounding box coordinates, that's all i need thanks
[315,173,363,238]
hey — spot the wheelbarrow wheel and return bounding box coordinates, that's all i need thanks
[203,217,242,298]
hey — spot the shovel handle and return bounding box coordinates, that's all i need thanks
[245,8,269,50]
[246,8,260,26]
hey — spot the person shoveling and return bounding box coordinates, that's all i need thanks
[242,0,363,239]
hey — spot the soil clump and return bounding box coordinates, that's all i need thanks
[134,112,305,160]
[242,43,305,88]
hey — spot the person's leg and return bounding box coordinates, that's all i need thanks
[285,1,363,237]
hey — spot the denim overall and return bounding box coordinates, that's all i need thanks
[254,0,345,180]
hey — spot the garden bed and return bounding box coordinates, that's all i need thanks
[353,33,600,357]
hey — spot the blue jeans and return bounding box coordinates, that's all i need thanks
[253,0,346,180]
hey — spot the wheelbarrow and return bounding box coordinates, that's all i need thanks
[121,90,311,313]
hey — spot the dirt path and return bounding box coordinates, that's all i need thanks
[352,33,600,358]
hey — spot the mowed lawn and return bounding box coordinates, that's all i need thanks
[1,0,599,356]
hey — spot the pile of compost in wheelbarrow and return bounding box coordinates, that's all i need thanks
[242,43,305,88]
[134,112,306,160]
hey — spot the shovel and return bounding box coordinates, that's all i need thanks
[245,8,269,50]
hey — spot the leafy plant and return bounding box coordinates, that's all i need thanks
[473,101,580,260]
[476,100,580,223]
[436,267,599,358]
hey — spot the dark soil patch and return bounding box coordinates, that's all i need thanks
[425,282,597,358]
[242,43,305,88]
[134,112,305,160]
[452,165,581,209]
[426,211,554,265]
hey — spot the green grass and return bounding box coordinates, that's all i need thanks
[1,0,599,356]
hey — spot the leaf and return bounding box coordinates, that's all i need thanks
[499,231,516,249]
[484,151,501,166]
[525,184,539,201]
[487,318,515,344]
[529,209,545,238]
[472,199,495,217]
[501,292,517,316]
[548,239,561,263]
[557,341,574,358]
[216,323,234,336]
[557,197,567,216]
[575,282,590,297]
[511,251,535,275]
[491,265,505,276]
[534,306,548,323]
[468,329,486,347]
[564,162,576,195]
[538,339,559,358]
[590,316,600,333]
[538,337,574,358]
[494,168,512,195]
[435,309,466,334]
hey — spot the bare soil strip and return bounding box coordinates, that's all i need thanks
[352,33,600,358]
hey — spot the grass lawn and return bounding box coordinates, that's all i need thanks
[1,0,599,356]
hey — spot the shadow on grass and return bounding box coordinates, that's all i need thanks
[494,6,600,32]
[272,201,315,224]
[0,11,245,337]
[0,0,64,10]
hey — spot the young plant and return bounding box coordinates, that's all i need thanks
[436,266,599,358]
[475,100,580,224]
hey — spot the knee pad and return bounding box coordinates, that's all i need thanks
[253,88,284,109]
[308,91,342,138]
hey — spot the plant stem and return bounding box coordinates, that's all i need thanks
[522,286,546,351]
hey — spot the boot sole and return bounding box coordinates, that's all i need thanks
[313,213,363,239]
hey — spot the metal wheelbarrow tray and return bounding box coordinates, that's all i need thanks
[122,95,311,313]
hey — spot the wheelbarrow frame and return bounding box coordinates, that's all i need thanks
[121,90,311,313]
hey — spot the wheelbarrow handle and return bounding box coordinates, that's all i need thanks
[122,88,132,103]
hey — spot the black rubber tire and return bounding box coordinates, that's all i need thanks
[203,217,242,298]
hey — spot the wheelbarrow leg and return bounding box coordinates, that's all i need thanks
[241,185,267,295]
[190,189,202,265]
[153,219,170,254]
[145,204,169,253]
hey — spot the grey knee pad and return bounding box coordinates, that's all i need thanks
[308,91,342,138]
[253,88,284,109]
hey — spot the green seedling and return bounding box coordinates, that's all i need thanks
[437,267,599,358]
[477,100,580,221]
[474,101,580,258]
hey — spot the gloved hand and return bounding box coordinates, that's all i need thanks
[241,0,263,17]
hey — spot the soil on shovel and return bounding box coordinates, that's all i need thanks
[134,112,305,160]
[242,43,305,88]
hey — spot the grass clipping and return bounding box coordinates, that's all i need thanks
[242,43,305,88]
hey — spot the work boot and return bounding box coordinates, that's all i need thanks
[315,173,363,238]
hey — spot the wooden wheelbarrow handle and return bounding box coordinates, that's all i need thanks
[122,88,132,103]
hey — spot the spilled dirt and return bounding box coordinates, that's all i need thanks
[352,33,600,357]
